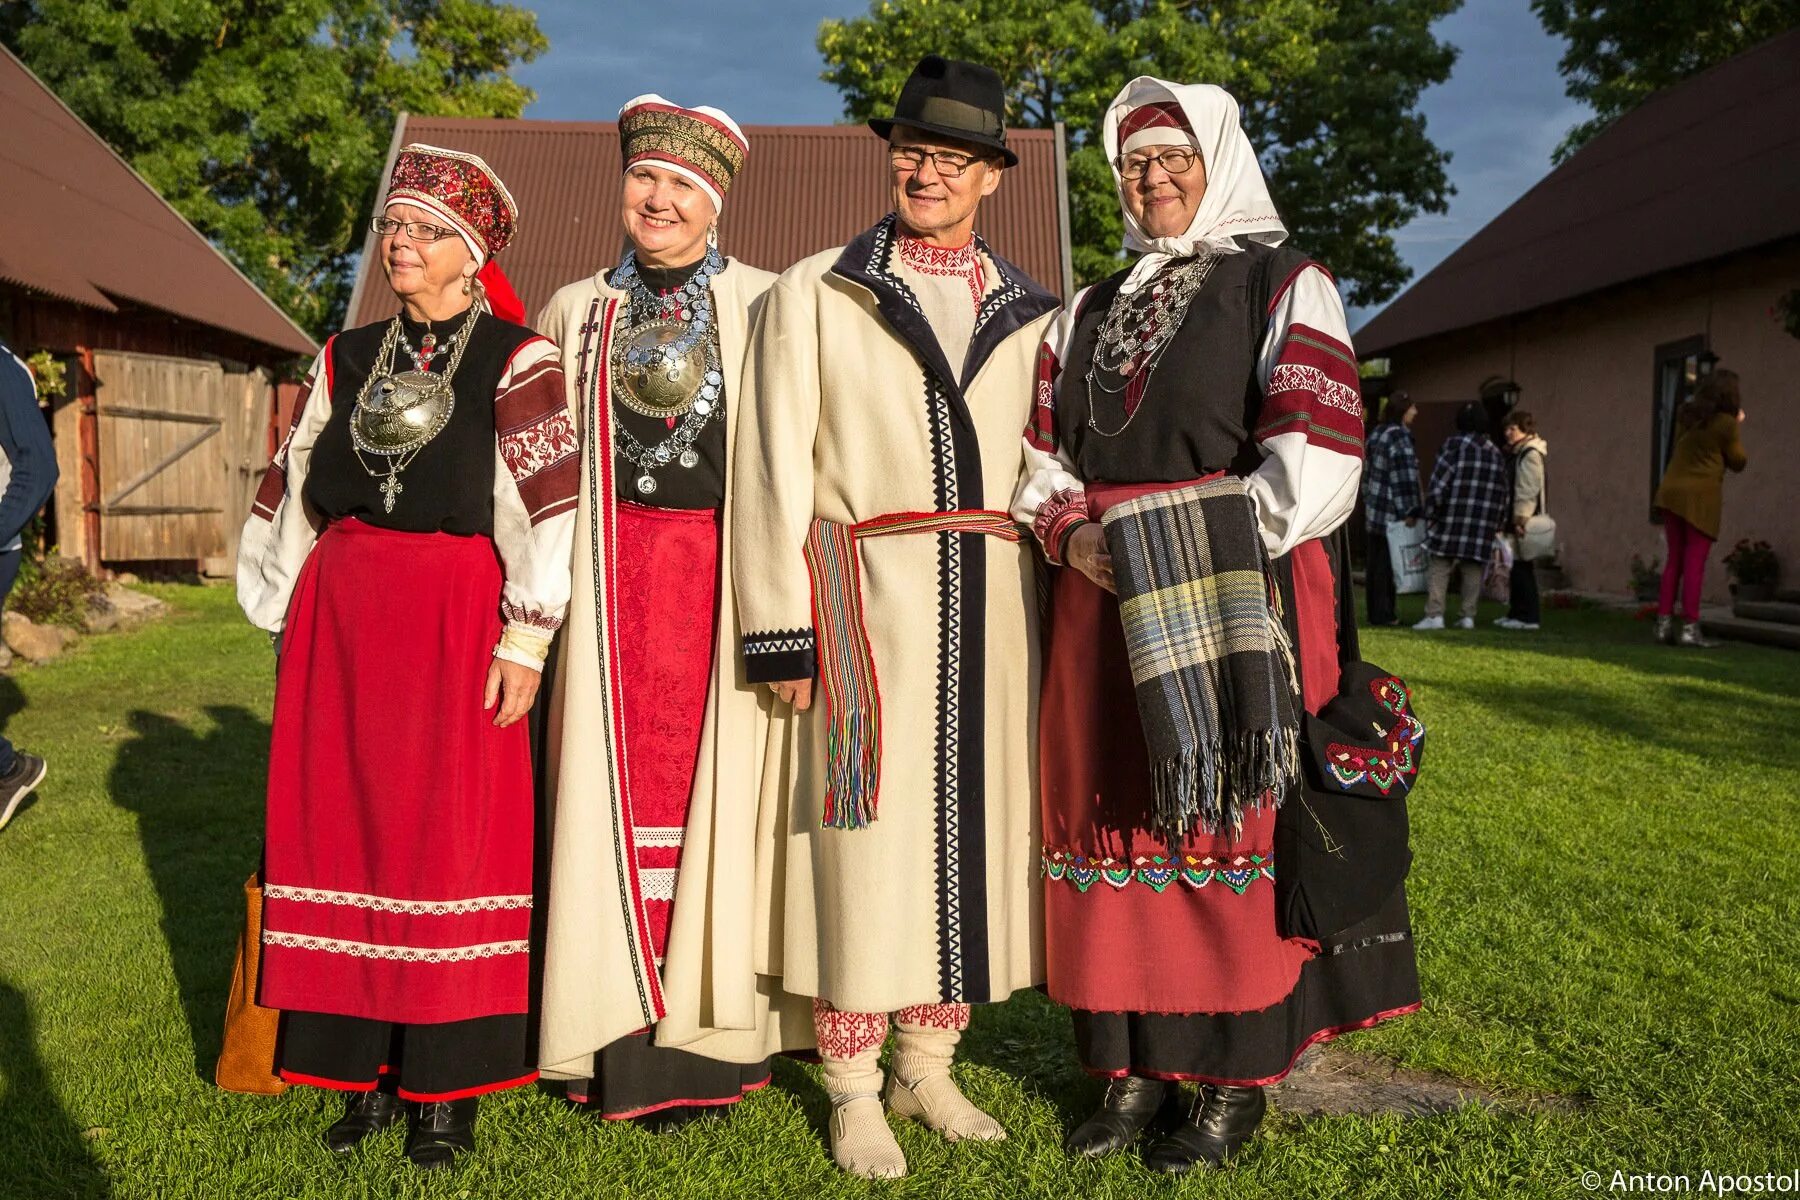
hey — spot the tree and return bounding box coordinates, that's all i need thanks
[1534,0,1800,161]
[818,0,1459,306]
[2,1,546,339]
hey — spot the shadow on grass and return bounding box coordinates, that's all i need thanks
[0,980,111,1197]
[109,706,270,1082]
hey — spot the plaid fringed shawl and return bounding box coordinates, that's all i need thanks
[1099,477,1301,844]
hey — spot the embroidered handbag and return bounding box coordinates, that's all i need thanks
[214,872,287,1096]
[1275,663,1423,942]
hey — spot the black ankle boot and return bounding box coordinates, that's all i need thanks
[404,1098,478,1170]
[1064,1075,1172,1157]
[1144,1084,1266,1174]
[322,1086,403,1154]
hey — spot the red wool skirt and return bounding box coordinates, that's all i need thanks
[614,501,720,961]
[259,519,533,1025]
[1041,480,1342,1016]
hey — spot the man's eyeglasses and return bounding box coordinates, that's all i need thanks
[1117,147,1199,181]
[889,146,988,178]
[370,216,458,242]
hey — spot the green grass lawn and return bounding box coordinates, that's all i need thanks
[1,584,1796,1199]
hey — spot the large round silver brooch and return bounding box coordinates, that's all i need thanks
[352,370,455,455]
[612,319,714,418]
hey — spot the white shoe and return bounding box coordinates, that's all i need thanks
[1412,616,1444,631]
[1455,617,1475,630]
[1492,616,1516,628]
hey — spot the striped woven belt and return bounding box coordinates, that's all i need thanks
[803,508,1023,830]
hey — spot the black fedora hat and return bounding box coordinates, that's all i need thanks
[868,55,1017,167]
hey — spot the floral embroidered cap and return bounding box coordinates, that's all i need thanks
[617,94,749,213]
[384,143,520,267]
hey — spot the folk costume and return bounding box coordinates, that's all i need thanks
[1012,80,1419,1171]
[534,97,810,1124]
[237,146,575,1125]
[731,56,1060,1178]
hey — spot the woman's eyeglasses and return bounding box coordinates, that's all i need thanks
[1117,148,1198,180]
[889,146,987,178]
[370,217,458,242]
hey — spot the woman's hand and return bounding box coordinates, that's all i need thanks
[1065,522,1115,594]
[768,679,814,711]
[485,657,541,728]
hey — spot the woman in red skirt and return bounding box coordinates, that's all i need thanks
[237,145,576,1168]
[1012,79,1420,1174]
[532,96,809,1130]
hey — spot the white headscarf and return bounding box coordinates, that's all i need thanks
[1103,77,1288,294]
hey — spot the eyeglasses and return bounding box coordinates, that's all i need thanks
[889,146,988,178]
[370,216,458,242]
[1117,148,1199,181]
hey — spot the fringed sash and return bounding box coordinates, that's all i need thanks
[804,509,1022,830]
[1099,477,1301,844]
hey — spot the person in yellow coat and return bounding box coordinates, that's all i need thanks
[1653,369,1748,646]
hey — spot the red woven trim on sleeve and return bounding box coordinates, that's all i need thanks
[1026,341,1061,452]
[1032,487,1089,563]
[1256,322,1365,455]
[495,339,577,524]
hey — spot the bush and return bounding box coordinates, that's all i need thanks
[11,555,103,629]
[1723,538,1779,586]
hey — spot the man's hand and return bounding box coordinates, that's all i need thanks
[485,658,541,728]
[1064,522,1115,593]
[769,679,814,711]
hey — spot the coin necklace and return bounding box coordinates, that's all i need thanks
[351,306,479,512]
[1084,254,1219,438]
[609,246,726,496]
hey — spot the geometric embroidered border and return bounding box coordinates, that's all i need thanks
[638,867,678,902]
[633,826,686,848]
[261,885,533,915]
[1041,848,1275,895]
[260,931,529,962]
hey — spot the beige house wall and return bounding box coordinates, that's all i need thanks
[1375,239,1800,603]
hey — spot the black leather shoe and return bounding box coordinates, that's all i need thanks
[1064,1075,1171,1157]
[322,1087,403,1154]
[1144,1084,1267,1174]
[404,1098,478,1170]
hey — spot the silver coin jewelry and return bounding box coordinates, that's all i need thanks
[609,246,727,495]
[351,306,480,512]
[1085,253,1219,438]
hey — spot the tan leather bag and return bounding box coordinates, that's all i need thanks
[214,872,288,1095]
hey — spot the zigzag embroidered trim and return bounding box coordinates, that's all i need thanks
[1041,848,1275,895]
[1268,362,1363,416]
[743,629,814,655]
[261,931,529,962]
[261,885,533,914]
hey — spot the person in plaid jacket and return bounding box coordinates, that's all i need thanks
[1361,393,1422,625]
[1415,401,1509,630]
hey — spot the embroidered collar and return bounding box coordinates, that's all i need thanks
[897,233,985,311]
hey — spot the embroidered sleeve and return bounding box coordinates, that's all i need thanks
[490,335,576,669]
[1010,292,1090,565]
[731,273,820,683]
[1248,264,1365,557]
[237,342,334,633]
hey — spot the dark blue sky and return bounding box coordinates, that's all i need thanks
[513,0,1586,322]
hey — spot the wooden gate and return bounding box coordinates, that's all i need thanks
[64,350,271,571]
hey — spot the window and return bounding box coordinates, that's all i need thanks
[1650,336,1709,520]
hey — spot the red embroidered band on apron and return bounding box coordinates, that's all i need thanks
[260,518,534,1025]
[613,500,721,962]
[804,508,1021,829]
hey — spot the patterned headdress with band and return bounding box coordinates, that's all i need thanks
[618,94,748,213]
[1117,101,1197,155]
[383,143,525,323]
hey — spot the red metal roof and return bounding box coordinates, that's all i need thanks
[0,47,318,357]
[349,116,1070,328]
[1356,27,1800,355]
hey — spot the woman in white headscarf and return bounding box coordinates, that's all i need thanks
[533,95,810,1129]
[1012,79,1419,1172]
